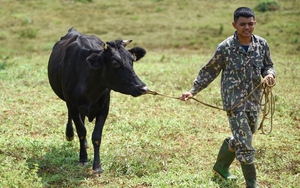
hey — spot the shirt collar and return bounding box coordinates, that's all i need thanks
[230,31,259,52]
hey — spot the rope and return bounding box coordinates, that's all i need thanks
[147,90,227,112]
[146,78,276,135]
[257,79,276,134]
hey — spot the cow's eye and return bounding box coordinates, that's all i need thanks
[112,61,121,68]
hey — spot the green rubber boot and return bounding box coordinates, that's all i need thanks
[241,163,257,188]
[212,138,237,180]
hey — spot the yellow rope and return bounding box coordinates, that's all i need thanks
[147,79,276,135]
[257,80,276,134]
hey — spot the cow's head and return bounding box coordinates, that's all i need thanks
[86,40,149,97]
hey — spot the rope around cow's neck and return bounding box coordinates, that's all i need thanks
[147,80,276,135]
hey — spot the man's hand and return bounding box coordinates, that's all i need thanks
[263,74,275,86]
[180,92,193,101]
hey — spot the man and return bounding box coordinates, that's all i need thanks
[180,7,276,188]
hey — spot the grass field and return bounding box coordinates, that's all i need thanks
[0,0,299,188]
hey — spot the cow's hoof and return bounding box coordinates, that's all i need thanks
[79,159,88,166]
[66,136,74,141]
[93,167,104,174]
[78,161,89,166]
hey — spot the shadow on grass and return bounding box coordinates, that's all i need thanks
[26,142,97,187]
[211,175,239,188]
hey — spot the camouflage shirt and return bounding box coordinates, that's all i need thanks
[190,32,276,111]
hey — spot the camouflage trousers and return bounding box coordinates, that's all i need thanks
[227,111,259,164]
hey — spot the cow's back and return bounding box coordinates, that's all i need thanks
[48,28,102,101]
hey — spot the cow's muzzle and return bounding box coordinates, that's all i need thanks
[138,85,149,94]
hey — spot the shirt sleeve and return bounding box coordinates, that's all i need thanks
[189,45,225,96]
[261,41,276,77]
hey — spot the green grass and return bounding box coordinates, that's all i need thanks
[0,0,300,187]
[1,53,299,187]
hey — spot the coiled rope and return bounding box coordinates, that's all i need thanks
[147,78,276,135]
[257,79,276,134]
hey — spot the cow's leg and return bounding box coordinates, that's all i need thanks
[92,94,110,173]
[80,113,89,150]
[92,116,106,173]
[67,104,88,165]
[65,113,74,141]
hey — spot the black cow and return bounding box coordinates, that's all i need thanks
[48,27,149,173]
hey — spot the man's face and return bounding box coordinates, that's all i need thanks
[232,17,256,39]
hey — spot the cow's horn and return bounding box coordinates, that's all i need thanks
[123,39,132,46]
[102,43,108,50]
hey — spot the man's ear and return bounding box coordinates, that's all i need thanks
[86,53,101,68]
[232,21,236,29]
[128,47,146,61]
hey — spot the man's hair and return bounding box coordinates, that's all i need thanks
[234,7,255,22]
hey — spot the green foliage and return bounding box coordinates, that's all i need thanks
[255,1,280,12]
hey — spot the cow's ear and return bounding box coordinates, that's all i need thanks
[128,47,146,61]
[86,53,101,68]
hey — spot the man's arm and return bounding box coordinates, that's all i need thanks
[180,45,225,101]
[261,41,276,86]
[261,41,276,78]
